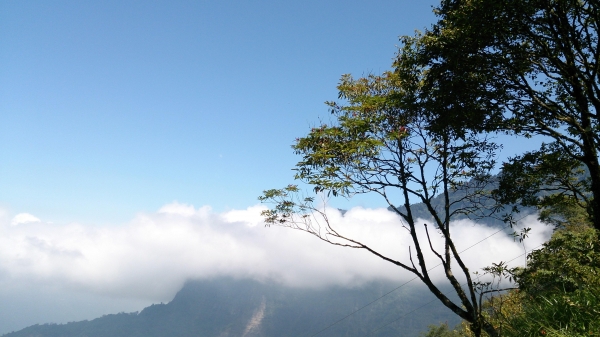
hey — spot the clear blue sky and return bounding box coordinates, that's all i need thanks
[1,0,442,225]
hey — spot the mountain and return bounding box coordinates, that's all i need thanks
[3,278,460,337]
[389,178,537,228]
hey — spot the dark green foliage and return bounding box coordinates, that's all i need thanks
[416,0,600,230]
[495,144,594,229]
[505,287,600,337]
[472,225,600,337]
[419,322,462,337]
[516,225,600,296]
[505,225,600,336]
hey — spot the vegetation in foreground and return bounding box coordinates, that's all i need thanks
[421,221,600,336]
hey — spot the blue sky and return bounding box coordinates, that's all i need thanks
[1,0,441,225]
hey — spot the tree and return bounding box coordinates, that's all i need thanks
[475,223,600,336]
[414,0,600,231]
[419,322,463,337]
[260,67,508,337]
[261,1,600,335]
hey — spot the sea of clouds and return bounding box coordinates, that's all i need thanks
[0,203,552,333]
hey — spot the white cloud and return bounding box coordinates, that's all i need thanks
[10,213,41,226]
[221,205,267,227]
[0,204,552,304]
[158,201,199,216]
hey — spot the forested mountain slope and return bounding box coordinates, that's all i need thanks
[3,278,459,337]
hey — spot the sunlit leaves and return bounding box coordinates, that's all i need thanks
[480,225,600,337]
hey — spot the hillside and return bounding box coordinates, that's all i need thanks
[3,278,460,337]
[389,178,538,227]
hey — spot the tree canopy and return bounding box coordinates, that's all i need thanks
[481,224,600,337]
[261,0,599,336]
[261,63,506,337]
[422,224,600,336]
[414,0,600,231]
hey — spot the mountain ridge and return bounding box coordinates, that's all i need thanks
[3,278,460,337]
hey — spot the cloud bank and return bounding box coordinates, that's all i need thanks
[0,203,552,304]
